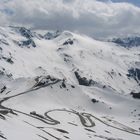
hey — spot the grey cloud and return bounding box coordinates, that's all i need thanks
[0,0,140,38]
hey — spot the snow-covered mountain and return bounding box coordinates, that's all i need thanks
[0,26,140,140]
[109,36,140,48]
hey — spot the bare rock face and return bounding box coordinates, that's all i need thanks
[131,92,140,99]
[127,68,140,83]
[0,85,6,93]
[44,30,61,40]
[18,27,33,39]
[63,39,74,45]
[74,71,95,86]
[18,39,36,48]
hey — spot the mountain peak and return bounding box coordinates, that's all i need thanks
[0,26,140,140]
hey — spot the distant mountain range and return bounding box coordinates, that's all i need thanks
[109,36,140,47]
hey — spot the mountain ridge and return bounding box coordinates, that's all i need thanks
[0,26,140,140]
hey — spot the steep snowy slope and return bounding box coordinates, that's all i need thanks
[0,26,140,140]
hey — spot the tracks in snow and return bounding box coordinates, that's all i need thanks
[0,79,140,140]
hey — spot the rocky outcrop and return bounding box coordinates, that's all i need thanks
[74,71,95,86]
[18,27,33,39]
[44,30,60,40]
[127,68,140,83]
[63,39,74,45]
[18,39,36,48]
[130,92,140,99]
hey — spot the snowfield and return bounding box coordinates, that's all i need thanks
[0,26,140,140]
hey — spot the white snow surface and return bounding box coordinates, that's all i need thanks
[0,26,140,140]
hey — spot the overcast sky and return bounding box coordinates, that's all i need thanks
[0,0,140,38]
[111,0,140,7]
